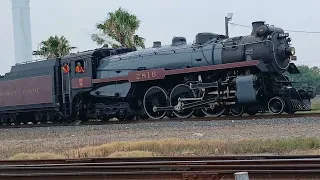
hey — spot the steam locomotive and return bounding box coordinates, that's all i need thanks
[0,21,315,125]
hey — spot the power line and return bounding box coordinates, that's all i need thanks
[229,23,320,34]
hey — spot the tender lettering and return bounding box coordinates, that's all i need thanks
[0,88,40,96]
[23,88,40,94]
[0,91,16,96]
[135,71,157,80]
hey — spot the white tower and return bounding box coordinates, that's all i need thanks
[11,0,33,64]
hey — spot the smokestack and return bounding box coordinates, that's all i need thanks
[251,21,265,35]
[11,0,33,64]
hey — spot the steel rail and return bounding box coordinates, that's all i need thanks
[0,112,320,129]
[4,158,320,167]
[2,164,320,174]
[4,158,320,168]
[1,170,320,180]
[3,154,320,165]
[1,156,320,179]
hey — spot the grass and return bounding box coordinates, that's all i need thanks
[312,100,320,111]
[8,137,320,160]
[9,153,65,160]
[311,95,320,111]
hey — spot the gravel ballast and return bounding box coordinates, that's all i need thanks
[0,117,320,158]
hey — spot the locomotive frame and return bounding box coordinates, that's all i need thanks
[0,21,316,125]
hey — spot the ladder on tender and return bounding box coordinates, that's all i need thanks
[61,70,72,117]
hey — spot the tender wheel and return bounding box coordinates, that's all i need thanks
[268,96,285,115]
[1,115,9,125]
[11,115,20,125]
[170,84,196,118]
[0,115,6,125]
[55,114,64,123]
[229,106,244,116]
[35,112,43,124]
[143,86,168,119]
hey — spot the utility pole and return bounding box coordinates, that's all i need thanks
[225,13,233,37]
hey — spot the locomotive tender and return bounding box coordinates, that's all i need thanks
[0,21,315,125]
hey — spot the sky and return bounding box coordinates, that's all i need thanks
[0,0,319,75]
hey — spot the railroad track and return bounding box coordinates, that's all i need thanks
[1,112,320,129]
[1,155,320,179]
[2,154,320,165]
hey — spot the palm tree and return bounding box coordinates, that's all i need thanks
[33,35,76,59]
[91,7,146,49]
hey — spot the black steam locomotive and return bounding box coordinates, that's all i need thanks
[0,21,315,125]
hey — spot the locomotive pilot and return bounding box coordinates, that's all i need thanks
[75,62,85,73]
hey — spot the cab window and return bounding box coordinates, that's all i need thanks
[62,62,70,74]
[75,60,85,73]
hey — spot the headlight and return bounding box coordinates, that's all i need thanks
[285,47,295,56]
[290,47,295,55]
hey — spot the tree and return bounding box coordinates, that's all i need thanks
[286,65,320,93]
[33,35,76,59]
[91,7,145,49]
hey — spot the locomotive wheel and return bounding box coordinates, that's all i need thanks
[198,90,226,117]
[201,104,226,117]
[139,111,149,120]
[166,111,177,118]
[119,115,135,121]
[143,86,168,119]
[170,84,196,119]
[229,106,244,117]
[247,110,258,116]
[192,90,206,117]
[193,109,206,117]
[268,96,285,115]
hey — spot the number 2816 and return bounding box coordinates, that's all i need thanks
[136,71,157,80]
